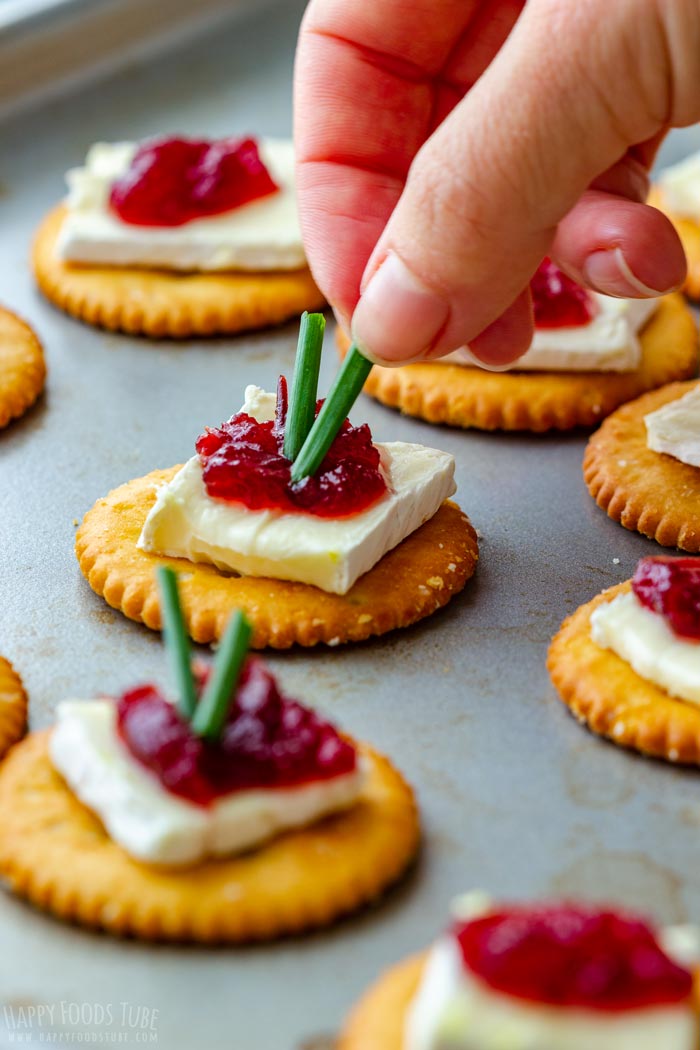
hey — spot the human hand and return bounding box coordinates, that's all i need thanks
[294,0,698,367]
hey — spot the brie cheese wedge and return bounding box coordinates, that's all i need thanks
[645,386,700,468]
[56,138,306,272]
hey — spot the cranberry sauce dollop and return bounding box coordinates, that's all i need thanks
[116,659,357,807]
[195,377,388,518]
[633,556,700,641]
[454,904,693,1012]
[531,258,597,329]
[109,136,278,227]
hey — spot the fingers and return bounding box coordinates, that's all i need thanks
[349,0,694,365]
[551,189,687,298]
[293,0,520,324]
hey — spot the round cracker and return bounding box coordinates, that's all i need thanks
[0,307,46,429]
[33,206,326,338]
[75,468,478,649]
[548,582,700,764]
[339,953,425,1050]
[584,380,700,552]
[337,294,698,431]
[0,731,419,942]
[0,658,27,758]
[649,186,700,301]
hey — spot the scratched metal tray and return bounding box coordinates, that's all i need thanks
[1,5,700,1048]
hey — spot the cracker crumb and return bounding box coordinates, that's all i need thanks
[328,637,341,647]
[612,722,625,738]
[72,518,79,527]
[669,748,680,762]
[426,576,443,589]
[357,614,372,624]
[447,563,456,572]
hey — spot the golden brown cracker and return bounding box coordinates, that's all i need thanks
[33,206,326,338]
[339,954,425,1050]
[0,306,46,429]
[75,468,479,649]
[584,380,700,552]
[649,186,700,301]
[0,731,419,942]
[548,582,700,764]
[0,658,27,758]
[337,295,698,431]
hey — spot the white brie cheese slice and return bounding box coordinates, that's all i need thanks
[138,386,456,595]
[590,591,700,705]
[49,700,365,867]
[56,138,306,272]
[406,937,696,1050]
[645,386,700,468]
[659,150,700,222]
[446,295,657,373]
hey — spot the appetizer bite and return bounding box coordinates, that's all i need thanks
[585,379,700,552]
[76,316,478,647]
[0,306,45,430]
[0,570,419,941]
[33,136,324,336]
[341,892,699,1049]
[337,259,697,432]
[0,657,27,759]
[651,151,700,299]
[549,556,700,763]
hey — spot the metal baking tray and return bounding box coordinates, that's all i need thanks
[1,4,699,1047]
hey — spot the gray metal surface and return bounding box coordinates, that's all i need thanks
[1,6,700,1048]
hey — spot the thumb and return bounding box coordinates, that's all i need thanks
[350,0,690,367]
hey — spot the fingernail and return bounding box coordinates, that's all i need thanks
[582,247,677,298]
[351,251,449,365]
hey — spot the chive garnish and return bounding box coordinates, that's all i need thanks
[283,311,326,461]
[157,566,197,720]
[289,344,372,483]
[191,610,252,740]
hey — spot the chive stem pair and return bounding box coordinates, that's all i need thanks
[157,566,251,741]
[282,311,373,483]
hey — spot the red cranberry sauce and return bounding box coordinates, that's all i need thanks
[531,258,597,329]
[109,136,278,227]
[116,659,357,807]
[195,376,388,518]
[454,904,693,1012]
[633,556,700,641]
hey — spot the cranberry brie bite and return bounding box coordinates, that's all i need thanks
[452,259,658,374]
[341,893,699,1050]
[33,136,325,336]
[590,557,700,707]
[138,380,456,595]
[56,136,304,273]
[0,570,419,939]
[549,556,700,762]
[75,317,477,646]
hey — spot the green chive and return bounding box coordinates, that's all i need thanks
[191,610,252,740]
[283,311,326,462]
[290,344,372,482]
[157,566,197,720]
